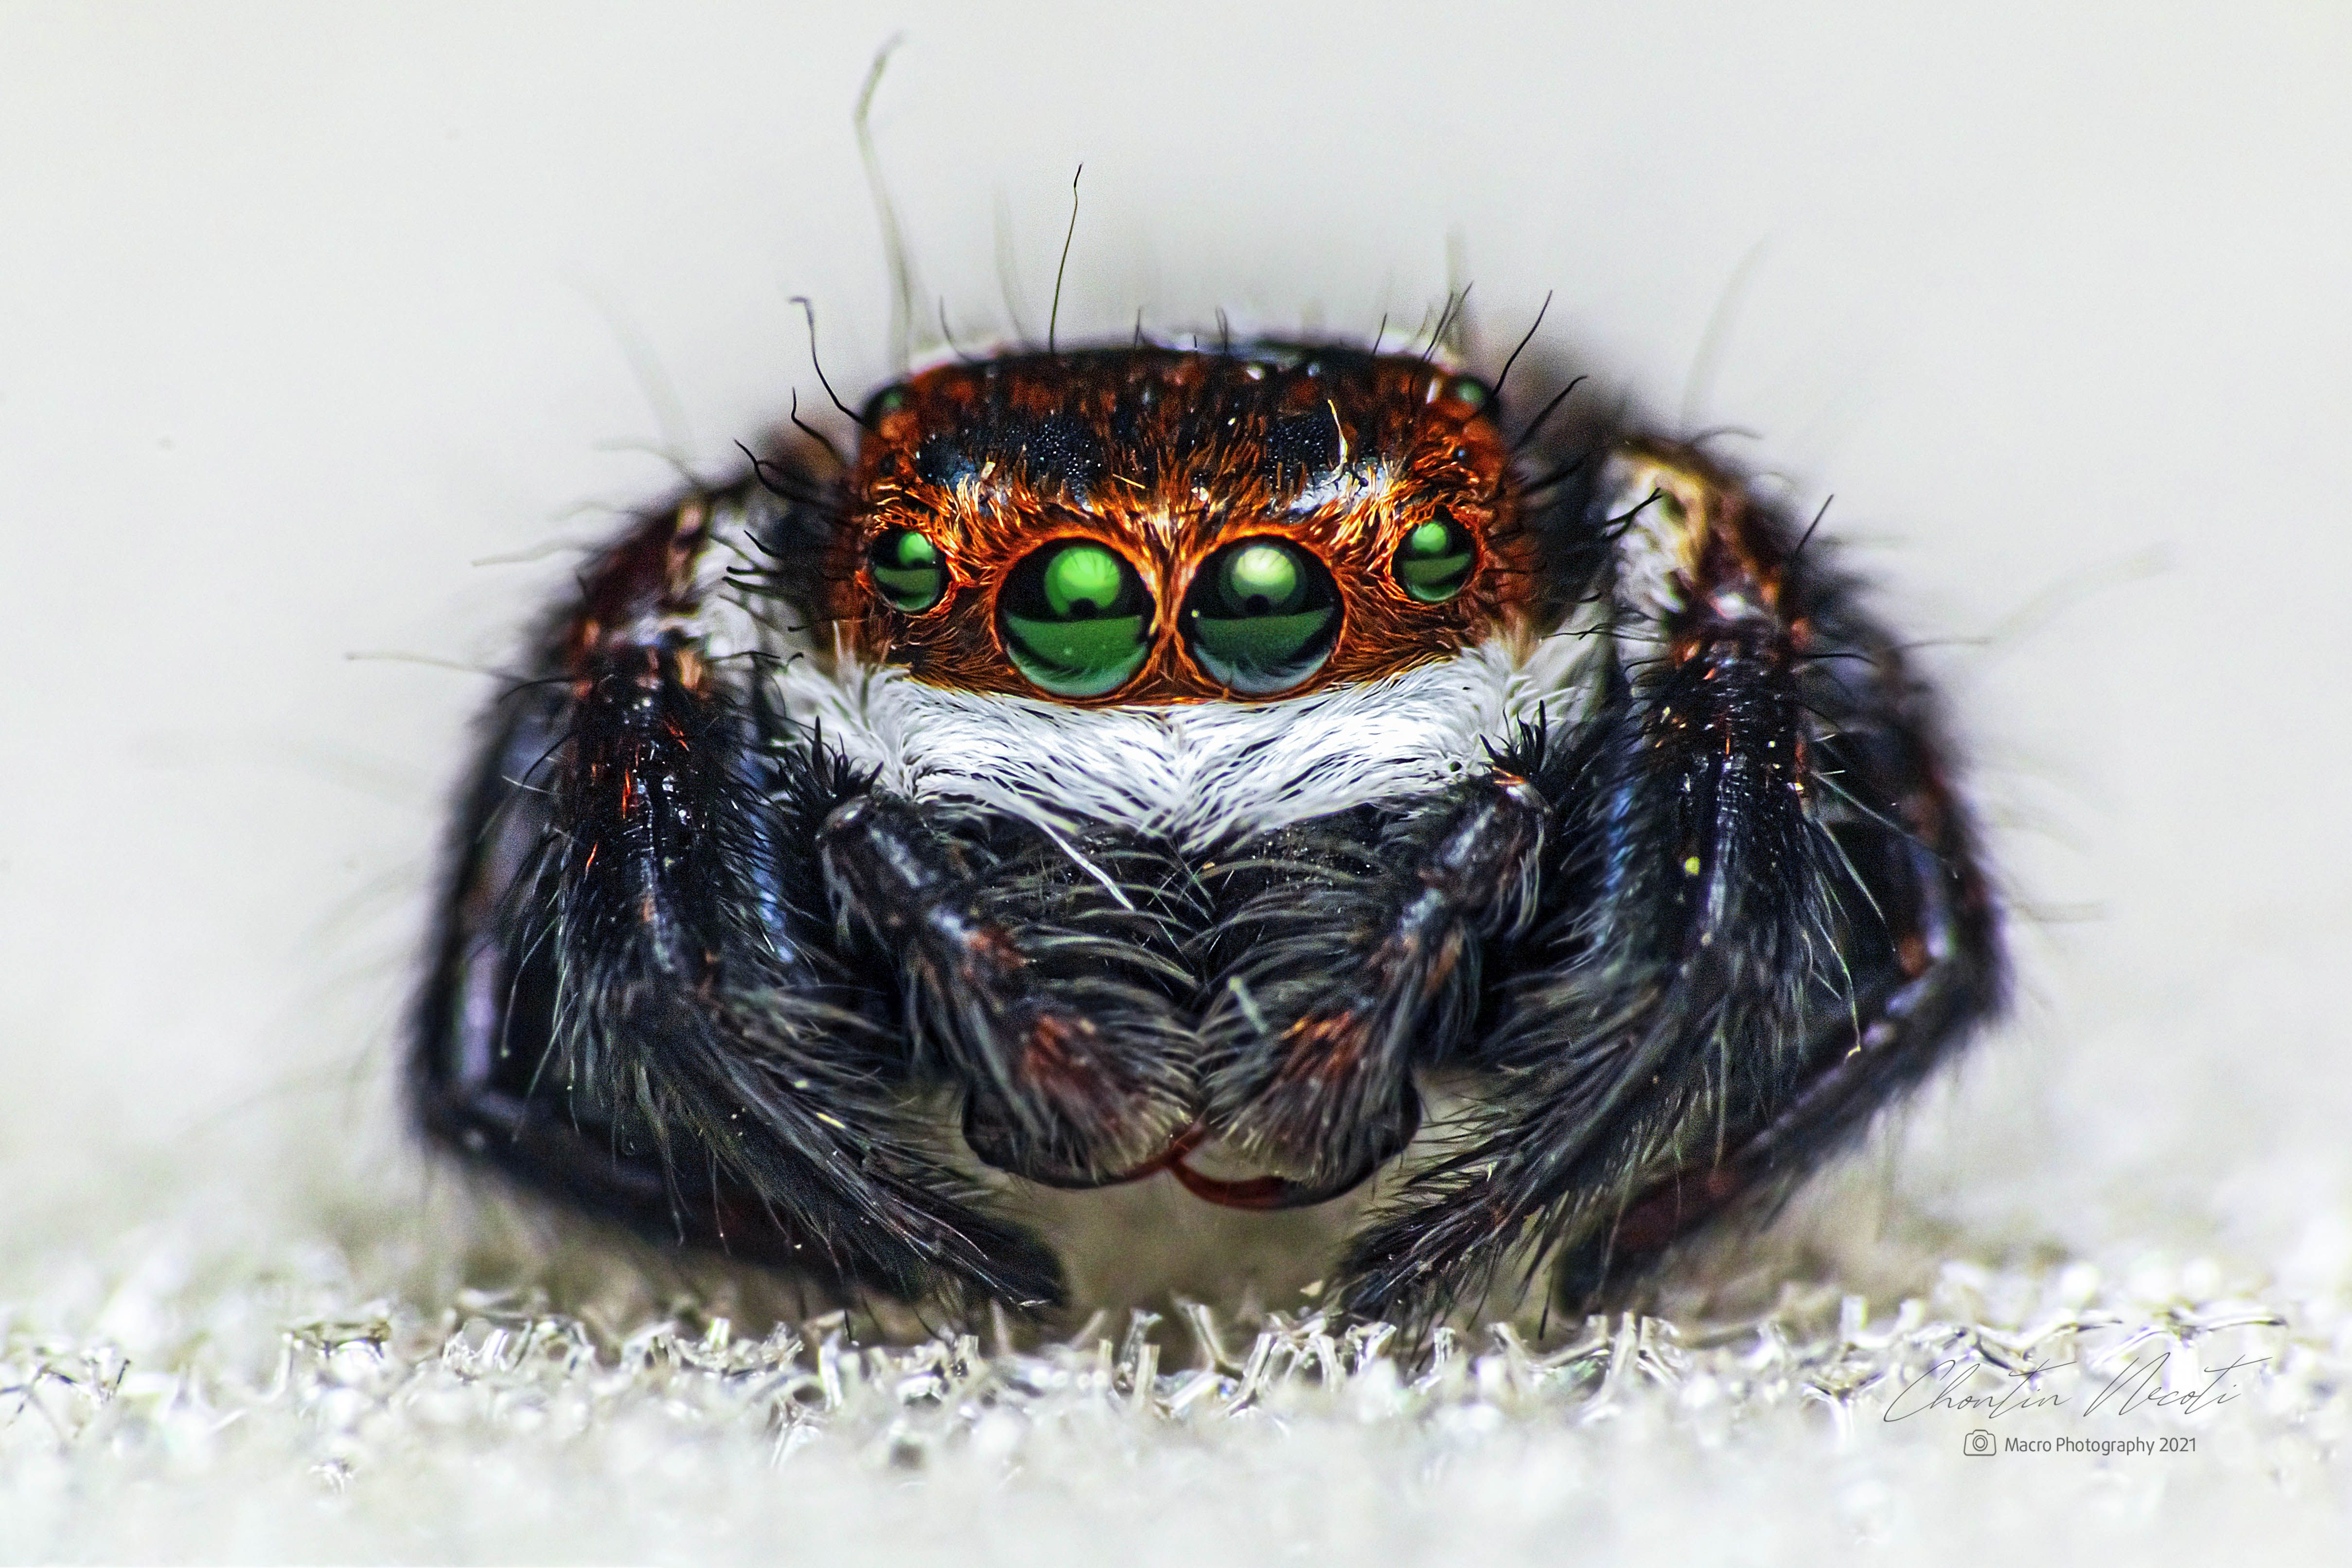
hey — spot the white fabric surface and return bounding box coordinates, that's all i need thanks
[4,3,2349,1561]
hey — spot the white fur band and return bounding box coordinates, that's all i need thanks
[776,632,1592,852]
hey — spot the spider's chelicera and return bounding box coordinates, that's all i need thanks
[415,339,2001,1323]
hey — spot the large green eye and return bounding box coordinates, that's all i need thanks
[1181,537,1342,695]
[868,528,945,612]
[998,540,1154,697]
[1392,515,1475,602]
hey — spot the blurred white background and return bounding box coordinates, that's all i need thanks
[1,0,2348,1303]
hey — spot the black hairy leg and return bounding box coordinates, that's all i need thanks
[1337,440,2002,1325]
[413,484,1063,1310]
[816,796,1200,1188]
[1192,777,1547,1205]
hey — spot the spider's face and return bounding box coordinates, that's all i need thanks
[824,347,1539,704]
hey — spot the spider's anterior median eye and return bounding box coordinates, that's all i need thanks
[1392,515,1475,603]
[869,528,946,612]
[999,540,1154,697]
[1182,537,1342,695]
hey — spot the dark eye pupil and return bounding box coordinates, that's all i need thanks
[1000,540,1153,697]
[869,528,944,612]
[1216,543,1306,616]
[1041,543,1125,619]
[1182,537,1340,696]
[1394,516,1474,602]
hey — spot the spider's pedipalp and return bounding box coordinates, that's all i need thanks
[815,793,1200,1188]
[1194,774,1548,1200]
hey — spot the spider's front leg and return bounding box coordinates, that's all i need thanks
[414,482,1061,1309]
[1339,440,2003,1323]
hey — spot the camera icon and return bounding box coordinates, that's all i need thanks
[1962,1429,1997,1457]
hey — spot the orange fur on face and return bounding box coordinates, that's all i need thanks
[818,345,1537,705]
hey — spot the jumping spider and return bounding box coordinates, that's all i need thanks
[415,335,2001,1325]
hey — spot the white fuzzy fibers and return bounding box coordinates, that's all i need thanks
[781,633,1587,852]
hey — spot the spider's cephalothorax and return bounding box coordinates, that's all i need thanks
[415,340,2001,1324]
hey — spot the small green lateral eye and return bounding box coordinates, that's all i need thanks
[1393,516,1475,602]
[999,540,1153,697]
[868,528,945,612]
[1182,537,1342,695]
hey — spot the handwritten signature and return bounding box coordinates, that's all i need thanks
[1881,1350,2265,1423]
